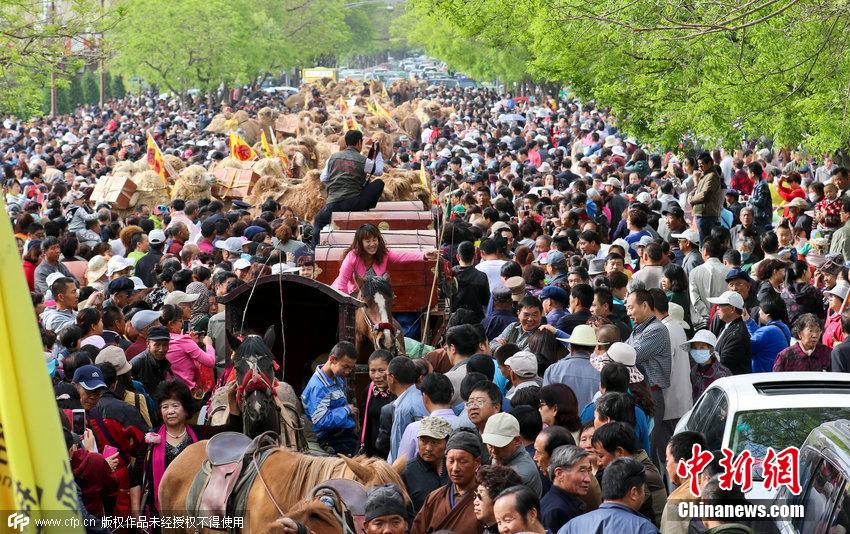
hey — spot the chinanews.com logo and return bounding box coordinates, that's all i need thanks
[7,512,30,532]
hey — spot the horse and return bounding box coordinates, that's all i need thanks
[159,441,406,533]
[353,275,405,363]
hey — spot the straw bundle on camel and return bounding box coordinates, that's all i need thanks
[163,154,185,174]
[252,157,287,183]
[246,170,326,221]
[171,165,213,201]
[284,93,306,112]
[113,161,136,175]
[131,170,171,207]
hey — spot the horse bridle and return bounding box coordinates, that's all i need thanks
[236,359,279,404]
[256,463,359,534]
[361,309,399,351]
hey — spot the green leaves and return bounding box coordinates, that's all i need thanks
[403,0,850,153]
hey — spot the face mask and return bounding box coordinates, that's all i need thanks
[691,349,712,364]
[740,251,751,262]
[808,193,819,202]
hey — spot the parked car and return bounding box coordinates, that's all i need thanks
[773,419,850,533]
[674,373,850,499]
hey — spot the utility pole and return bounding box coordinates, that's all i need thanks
[98,0,105,107]
[49,0,57,117]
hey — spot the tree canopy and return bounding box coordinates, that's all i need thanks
[401,0,850,153]
[0,0,109,117]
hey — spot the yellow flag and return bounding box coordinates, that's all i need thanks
[0,197,83,532]
[260,130,274,158]
[230,132,257,161]
[381,83,389,99]
[420,165,438,205]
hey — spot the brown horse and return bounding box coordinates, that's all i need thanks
[273,499,344,534]
[353,275,405,363]
[159,441,406,533]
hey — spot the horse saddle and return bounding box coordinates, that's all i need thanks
[191,431,281,527]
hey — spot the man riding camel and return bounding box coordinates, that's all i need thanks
[311,130,385,247]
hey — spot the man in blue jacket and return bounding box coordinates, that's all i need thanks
[301,341,359,455]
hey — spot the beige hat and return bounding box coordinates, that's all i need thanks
[504,276,526,302]
[163,290,200,306]
[481,413,520,448]
[563,324,598,347]
[86,255,108,283]
[505,351,538,378]
[490,221,512,236]
[95,345,131,375]
[417,416,453,440]
[787,197,809,209]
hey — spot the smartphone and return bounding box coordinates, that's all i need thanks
[103,445,118,458]
[71,409,86,435]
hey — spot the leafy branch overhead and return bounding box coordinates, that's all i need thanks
[401,0,850,152]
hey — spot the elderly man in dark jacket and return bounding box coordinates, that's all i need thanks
[709,291,752,375]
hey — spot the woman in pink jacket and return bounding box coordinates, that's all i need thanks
[331,224,438,295]
[160,303,215,391]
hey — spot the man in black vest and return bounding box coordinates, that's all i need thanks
[311,129,385,246]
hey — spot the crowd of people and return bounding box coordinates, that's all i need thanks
[8,79,848,534]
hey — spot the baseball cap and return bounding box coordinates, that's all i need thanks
[607,342,636,366]
[233,258,251,271]
[481,413,520,448]
[636,192,652,205]
[72,364,107,390]
[148,229,166,245]
[107,255,134,276]
[163,290,200,306]
[130,276,148,290]
[490,221,511,236]
[708,290,745,310]
[95,345,131,375]
[130,309,160,331]
[46,272,67,290]
[539,285,568,305]
[504,276,526,301]
[215,236,246,254]
[540,250,566,267]
[787,197,808,209]
[504,351,538,378]
[147,326,171,341]
[604,177,623,189]
[417,416,453,440]
[636,235,655,247]
[725,268,753,284]
[107,276,135,295]
[671,229,700,245]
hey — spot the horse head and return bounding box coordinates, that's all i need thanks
[233,328,281,438]
[356,275,401,354]
[276,500,345,534]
